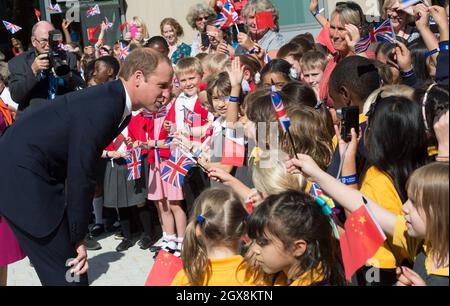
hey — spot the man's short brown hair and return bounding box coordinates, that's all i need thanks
[119,48,171,81]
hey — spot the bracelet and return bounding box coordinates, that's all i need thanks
[425,48,440,58]
[340,174,358,185]
[400,68,415,78]
[229,96,240,103]
[438,41,449,51]
[105,151,110,159]
[313,10,320,17]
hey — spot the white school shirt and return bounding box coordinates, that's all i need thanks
[173,92,214,132]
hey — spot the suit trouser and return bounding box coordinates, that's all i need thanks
[5,214,89,286]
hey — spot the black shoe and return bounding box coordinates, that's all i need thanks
[116,239,134,252]
[85,236,102,251]
[90,224,105,237]
[138,236,154,250]
[114,230,124,240]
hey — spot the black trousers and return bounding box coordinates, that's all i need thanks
[6,214,89,286]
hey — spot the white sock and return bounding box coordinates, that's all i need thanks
[164,234,177,251]
[92,197,104,225]
[176,237,184,250]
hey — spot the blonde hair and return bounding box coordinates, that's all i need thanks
[331,2,365,29]
[363,85,415,115]
[118,48,171,81]
[160,17,184,38]
[175,56,204,78]
[242,0,280,32]
[186,3,216,30]
[406,162,449,269]
[202,53,231,76]
[300,50,328,72]
[281,106,333,170]
[182,187,248,286]
[382,0,416,23]
[131,16,150,40]
[253,150,307,196]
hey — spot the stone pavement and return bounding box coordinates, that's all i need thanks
[7,233,157,286]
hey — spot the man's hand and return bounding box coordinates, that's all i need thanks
[68,241,89,276]
[32,53,50,76]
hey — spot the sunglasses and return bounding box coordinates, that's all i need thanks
[196,16,209,22]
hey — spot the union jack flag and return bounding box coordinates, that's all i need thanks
[354,19,396,54]
[310,182,324,197]
[119,41,130,61]
[183,106,200,126]
[48,3,62,13]
[127,148,142,181]
[105,17,113,31]
[142,105,168,119]
[2,20,22,34]
[270,87,291,133]
[400,0,422,9]
[161,150,195,188]
[213,0,241,29]
[87,4,101,18]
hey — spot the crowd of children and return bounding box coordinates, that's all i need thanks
[0,0,449,286]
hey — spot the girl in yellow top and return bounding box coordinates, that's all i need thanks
[359,95,428,284]
[171,187,255,286]
[244,190,347,286]
[286,155,449,286]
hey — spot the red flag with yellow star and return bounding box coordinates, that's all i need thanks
[340,204,386,280]
[145,250,183,286]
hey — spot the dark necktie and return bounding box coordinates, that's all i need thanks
[118,115,132,133]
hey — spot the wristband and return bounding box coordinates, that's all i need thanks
[229,96,240,103]
[438,41,449,51]
[425,43,449,58]
[400,68,415,78]
[105,151,110,159]
[340,174,358,185]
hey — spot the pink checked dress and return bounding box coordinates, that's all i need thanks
[147,111,184,202]
[0,217,26,266]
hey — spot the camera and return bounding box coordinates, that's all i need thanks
[201,32,210,48]
[337,106,360,143]
[47,30,70,77]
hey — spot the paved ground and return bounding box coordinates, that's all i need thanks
[7,233,157,286]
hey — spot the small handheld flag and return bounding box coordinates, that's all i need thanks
[126,148,142,181]
[213,0,241,30]
[48,3,62,13]
[270,87,291,133]
[105,17,113,31]
[400,0,423,9]
[161,150,195,188]
[34,8,41,22]
[119,41,130,61]
[2,20,22,34]
[354,19,396,54]
[255,11,275,30]
[87,4,101,18]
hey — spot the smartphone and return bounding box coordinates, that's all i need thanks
[201,32,210,48]
[339,106,360,143]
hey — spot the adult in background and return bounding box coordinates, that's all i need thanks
[161,18,192,65]
[186,2,217,56]
[0,48,173,286]
[8,21,83,112]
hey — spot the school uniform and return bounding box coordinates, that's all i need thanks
[393,216,449,286]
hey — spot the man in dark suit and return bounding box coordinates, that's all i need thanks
[0,48,173,286]
[8,21,84,112]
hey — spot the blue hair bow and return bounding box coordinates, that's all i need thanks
[196,215,206,224]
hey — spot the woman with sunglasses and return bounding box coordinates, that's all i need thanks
[186,3,216,56]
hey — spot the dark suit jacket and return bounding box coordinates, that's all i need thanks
[0,80,128,243]
[8,49,83,111]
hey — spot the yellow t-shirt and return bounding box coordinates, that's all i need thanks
[361,167,405,269]
[332,113,367,150]
[393,216,449,277]
[273,267,325,286]
[171,255,258,286]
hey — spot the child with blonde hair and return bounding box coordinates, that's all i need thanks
[171,187,254,286]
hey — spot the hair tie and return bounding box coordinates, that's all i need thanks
[315,195,340,239]
[196,215,206,224]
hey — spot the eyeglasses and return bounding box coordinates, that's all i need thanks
[196,16,208,22]
[34,38,49,47]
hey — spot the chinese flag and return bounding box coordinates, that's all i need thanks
[340,205,386,280]
[316,25,337,55]
[87,25,100,43]
[222,135,245,167]
[145,250,183,286]
[256,11,275,30]
[119,21,128,33]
